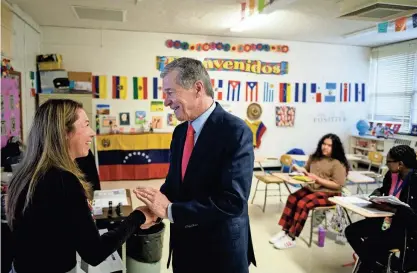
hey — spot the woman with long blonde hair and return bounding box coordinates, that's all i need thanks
[7,99,156,273]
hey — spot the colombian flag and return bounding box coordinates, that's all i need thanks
[133,77,148,100]
[97,133,172,181]
[112,76,128,99]
[92,76,108,99]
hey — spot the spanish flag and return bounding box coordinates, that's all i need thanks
[97,133,172,181]
[92,76,108,99]
[112,76,128,99]
[133,77,148,100]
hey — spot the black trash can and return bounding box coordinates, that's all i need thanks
[126,222,165,272]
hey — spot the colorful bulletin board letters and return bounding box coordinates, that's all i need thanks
[165,39,289,54]
[156,56,288,75]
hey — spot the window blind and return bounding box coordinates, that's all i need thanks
[369,40,417,134]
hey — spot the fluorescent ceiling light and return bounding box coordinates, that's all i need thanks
[230,13,269,32]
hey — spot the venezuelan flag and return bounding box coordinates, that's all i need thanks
[133,77,148,100]
[92,76,108,99]
[279,83,291,103]
[112,76,128,99]
[97,133,172,181]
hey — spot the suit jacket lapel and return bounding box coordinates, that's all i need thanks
[183,104,224,183]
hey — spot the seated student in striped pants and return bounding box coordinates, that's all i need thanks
[270,133,349,249]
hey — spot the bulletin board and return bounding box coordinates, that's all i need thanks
[1,71,23,147]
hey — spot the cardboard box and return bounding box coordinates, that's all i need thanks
[68,71,92,82]
[37,54,64,71]
[68,71,92,92]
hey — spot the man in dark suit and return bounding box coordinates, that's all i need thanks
[135,57,256,273]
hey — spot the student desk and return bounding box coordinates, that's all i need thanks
[329,196,394,268]
[271,173,314,193]
[329,196,394,220]
[347,171,375,194]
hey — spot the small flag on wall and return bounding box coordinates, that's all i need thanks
[211,79,224,101]
[395,17,407,32]
[311,83,321,103]
[378,22,389,33]
[263,82,275,102]
[93,75,108,99]
[294,83,307,103]
[153,77,166,100]
[339,83,350,102]
[112,76,127,99]
[324,83,337,102]
[133,77,148,100]
[227,80,241,101]
[30,71,36,97]
[246,81,258,102]
[279,83,291,103]
[355,83,366,102]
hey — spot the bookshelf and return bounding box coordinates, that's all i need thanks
[349,134,417,167]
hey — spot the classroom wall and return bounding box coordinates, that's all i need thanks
[41,26,371,158]
[2,2,41,141]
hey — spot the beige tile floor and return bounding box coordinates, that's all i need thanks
[101,178,373,273]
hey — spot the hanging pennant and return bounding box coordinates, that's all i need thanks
[378,22,388,33]
[249,0,256,15]
[241,2,246,21]
[395,17,407,32]
[258,0,265,13]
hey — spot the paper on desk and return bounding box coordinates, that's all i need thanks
[93,189,128,208]
[340,196,372,205]
[339,196,395,215]
[369,195,410,208]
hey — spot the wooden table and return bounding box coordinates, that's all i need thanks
[347,171,375,194]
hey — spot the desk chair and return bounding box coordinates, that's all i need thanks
[351,249,407,273]
[307,205,336,247]
[367,151,384,172]
[251,157,285,212]
[280,154,293,173]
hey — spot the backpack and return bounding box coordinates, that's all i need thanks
[1,137,22,172]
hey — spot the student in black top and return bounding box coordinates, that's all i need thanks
[345,145,417,273]
[76,149,101,192]
[6,99,158,273]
